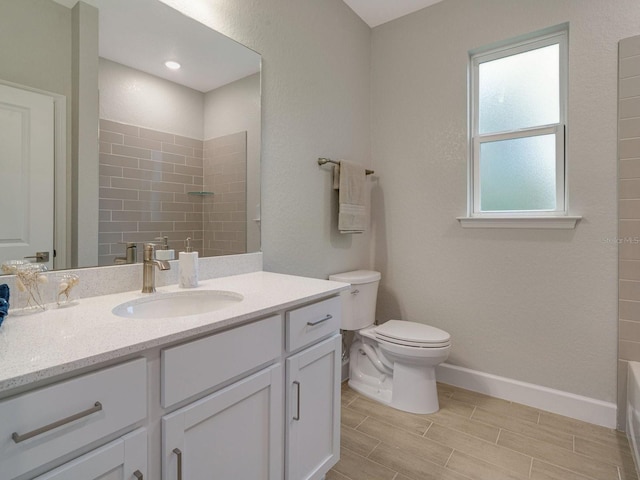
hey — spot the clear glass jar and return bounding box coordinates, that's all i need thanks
[1,261,48,314]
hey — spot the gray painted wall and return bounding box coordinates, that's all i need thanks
[371,0,640,405]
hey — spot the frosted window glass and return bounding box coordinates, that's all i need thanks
[479,44,559,134]
[480,134,556,211]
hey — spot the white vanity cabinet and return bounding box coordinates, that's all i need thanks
[0,358,147,480]
[0,273,346,480]
[160,314,284,480]
[162,365,283,480]
[33,428,147,480]
[159,296,342,480]
[285,297,342,480]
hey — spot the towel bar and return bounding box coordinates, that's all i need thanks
[317,157,374,175]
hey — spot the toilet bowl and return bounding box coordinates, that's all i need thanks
[330,270,451,414]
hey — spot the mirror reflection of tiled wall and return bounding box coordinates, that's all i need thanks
[203,131,247,257]
[97,119,205,265]
[97,120,248,265]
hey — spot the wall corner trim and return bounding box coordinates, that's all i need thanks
[436,363,616,428]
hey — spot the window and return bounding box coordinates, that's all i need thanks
[462,27,577,227]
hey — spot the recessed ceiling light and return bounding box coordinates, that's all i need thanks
[165,60,181,70]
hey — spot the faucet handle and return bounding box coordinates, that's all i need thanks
[155,236,169,249]
[143,243,158,261]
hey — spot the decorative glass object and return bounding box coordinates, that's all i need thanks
[53,273,80,307]
[1,261,48,314]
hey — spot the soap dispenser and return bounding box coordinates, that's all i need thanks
[179,237,198,288]
[155,235,175,261]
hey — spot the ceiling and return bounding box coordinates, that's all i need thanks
[342,0,444,27]
[52,0,260,92]
[48,0,443,90]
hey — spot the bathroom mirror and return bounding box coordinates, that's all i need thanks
[0,0,261,273]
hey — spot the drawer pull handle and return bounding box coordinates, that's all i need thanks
[133,471,143,480]
[11,401,103,444]
[173,448,183,480]
[351,289,360,295]
[307,314,332,327]
[293,381,301,421]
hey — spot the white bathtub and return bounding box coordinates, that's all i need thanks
[627,361,640,471]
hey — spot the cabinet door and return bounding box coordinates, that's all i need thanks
[286,334,341,480]
[162,364,283,480]
[34,428,146,480]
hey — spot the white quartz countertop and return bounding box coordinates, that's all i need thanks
[0,271,348,395]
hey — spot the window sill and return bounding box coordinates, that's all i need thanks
[457,216,581,229]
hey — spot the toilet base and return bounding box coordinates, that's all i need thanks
[347,376,393,407]
[348,338,442,414]
[347,366,440,414]
[391,362,439,414]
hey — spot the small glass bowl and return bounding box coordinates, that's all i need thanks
[52,273,80,307]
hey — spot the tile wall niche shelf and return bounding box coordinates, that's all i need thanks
[187,191,214,196]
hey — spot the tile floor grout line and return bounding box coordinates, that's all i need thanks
[340,443,406,479]
[444,448,455,468]
[353,414,368,430]
[423,421,433,437]
[532,458,607,480]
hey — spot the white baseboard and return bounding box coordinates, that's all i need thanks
[436,363,617,429]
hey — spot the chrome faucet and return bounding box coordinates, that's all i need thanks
[142,243,171,293]
[114,242,137,265]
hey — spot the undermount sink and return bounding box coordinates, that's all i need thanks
[112,290,244,319]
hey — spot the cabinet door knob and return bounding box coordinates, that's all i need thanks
[173,448,183,480]
[133,470,143,480]
[293,381,301,421]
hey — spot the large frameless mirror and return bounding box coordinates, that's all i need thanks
[0,0,261,273]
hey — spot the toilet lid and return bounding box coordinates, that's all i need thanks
[374,320,450,348]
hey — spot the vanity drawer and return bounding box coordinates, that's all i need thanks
[0,358,146,480]
[286,296,341,352]
[161,314,283,408]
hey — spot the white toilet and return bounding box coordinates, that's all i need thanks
[330,270,451,414]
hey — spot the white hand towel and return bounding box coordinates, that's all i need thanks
[334,160,367,234]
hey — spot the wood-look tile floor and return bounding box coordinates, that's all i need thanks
[327,382,639,480]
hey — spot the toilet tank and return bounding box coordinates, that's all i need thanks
[329,270,381,330]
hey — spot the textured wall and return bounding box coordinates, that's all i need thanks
[371,0,640,408]
[99,58,204,140]
[160,0,373,279]
[618,35,640,428]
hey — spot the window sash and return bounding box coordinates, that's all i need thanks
[468,28,567,217]
[472,124,565,216]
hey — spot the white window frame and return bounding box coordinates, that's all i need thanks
[460,27,580,229]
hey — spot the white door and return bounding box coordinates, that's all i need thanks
[33,429,147,480]
[162,364,283,480]
[286,334,341,480]
[0,83,54,269]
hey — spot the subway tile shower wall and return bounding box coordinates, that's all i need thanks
[618,35,640,429]
[98,119,205,265]
[203,131,247,257]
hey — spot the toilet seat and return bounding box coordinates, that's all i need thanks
[374,320,450,348]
